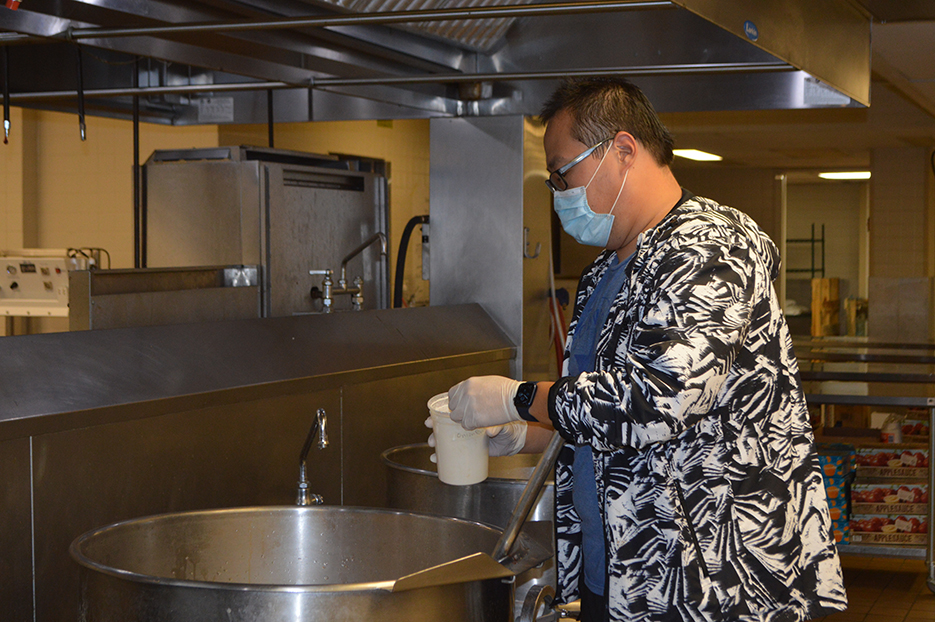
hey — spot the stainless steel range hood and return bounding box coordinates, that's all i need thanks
[0,0,870,124]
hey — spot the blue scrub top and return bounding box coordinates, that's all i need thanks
[567,252,632,597]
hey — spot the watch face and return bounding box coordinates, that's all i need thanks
[516,382,536,407]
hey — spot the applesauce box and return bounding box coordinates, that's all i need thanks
[851,482,928,515]
[901,418,930,441]
[850,514,929,546]
[855,448,929,478]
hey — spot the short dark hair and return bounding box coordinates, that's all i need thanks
[539,78,675,167]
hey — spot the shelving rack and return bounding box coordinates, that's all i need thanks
[787,223,826,279]
[795,337,935,593]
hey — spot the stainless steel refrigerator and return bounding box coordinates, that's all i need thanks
[144,146,389,317]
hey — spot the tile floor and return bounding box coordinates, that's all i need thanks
[813,555,934,622]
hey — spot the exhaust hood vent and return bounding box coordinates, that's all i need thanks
[324,0,518,52]
[0,0,870,124]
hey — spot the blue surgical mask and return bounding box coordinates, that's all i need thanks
[553,146,628,247]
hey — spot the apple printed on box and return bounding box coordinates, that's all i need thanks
[901,419,930,439]
[856,448,929,478]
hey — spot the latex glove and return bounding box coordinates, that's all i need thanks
[425,416,439,463]
[448,375,522,430]
[425,417,527,460]
[486,422,527,457]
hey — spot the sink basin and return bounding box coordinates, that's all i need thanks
[71,506,514,621]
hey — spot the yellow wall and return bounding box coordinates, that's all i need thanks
[0,107,28,250]
[1,109,220,334]
[219,119,431,307]
[33,111,220,269]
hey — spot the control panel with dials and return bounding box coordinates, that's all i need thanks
[0,256,70,317]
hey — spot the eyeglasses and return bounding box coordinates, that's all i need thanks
[545,137,614,193]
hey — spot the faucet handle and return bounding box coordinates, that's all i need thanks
[309,271,334,313]
[296,477,324,506]
[351,277,364,311]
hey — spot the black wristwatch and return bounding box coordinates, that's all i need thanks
[513,381,539,422]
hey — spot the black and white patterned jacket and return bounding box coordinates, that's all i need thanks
[547,193,847,622]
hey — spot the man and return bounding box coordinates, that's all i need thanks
[440,78,848,622]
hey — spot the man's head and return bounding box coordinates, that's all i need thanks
[539,78,674,168]
[540,78,682,259]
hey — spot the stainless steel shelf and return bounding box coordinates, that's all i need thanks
[800,341,935,592]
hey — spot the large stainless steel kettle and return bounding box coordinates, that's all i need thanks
[71,506,517,622]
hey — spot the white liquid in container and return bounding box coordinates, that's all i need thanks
[428,392,488,485]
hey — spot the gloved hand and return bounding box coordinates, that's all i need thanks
[425,416,439,462]
[424,417,527,460]
[447,375,522,430]
[485,422,527,457]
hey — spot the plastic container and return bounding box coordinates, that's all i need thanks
[428,392,488,485]
[881,415,904,444]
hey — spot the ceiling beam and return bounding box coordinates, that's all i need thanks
[871,51,935,120]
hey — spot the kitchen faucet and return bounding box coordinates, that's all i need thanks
[296,408,329,506]
[309,232,387,312]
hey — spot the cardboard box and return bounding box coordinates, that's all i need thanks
[855,448,929,478]
[817,442,857,470]
[827,504,848,522]
[818,454,849,479]
[811,278,840,336]
[850,514,928,546]
[825,492,848,509]
[831,519,850,545]
[851,483,928,515]
[822,471,848,488]
[823,477,848,507]
[901,419,930,442]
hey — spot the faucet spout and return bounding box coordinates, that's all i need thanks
[339,232,387,288]
[314,409,328,449]
[296,408,329,506]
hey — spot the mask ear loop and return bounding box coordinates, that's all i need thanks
[607,168,629,217]
[585,141,614,189]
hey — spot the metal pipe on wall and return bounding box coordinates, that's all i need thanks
[75,45,86,140]
[141,164,147,268]
[2,46,9,144]
[0,62,791,103]
[67,1,675,39]
[133,57,141,268]
[3,80,294,102]
[311,62,791,87]
[267,89,274,149]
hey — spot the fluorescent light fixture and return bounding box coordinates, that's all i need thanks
[673,149,722,162]
[818,171,871,180]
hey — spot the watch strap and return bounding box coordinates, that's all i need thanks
[513,381,538,422]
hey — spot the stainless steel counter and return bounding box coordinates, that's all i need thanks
[0,303,512,438]
[0,303,515,622]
